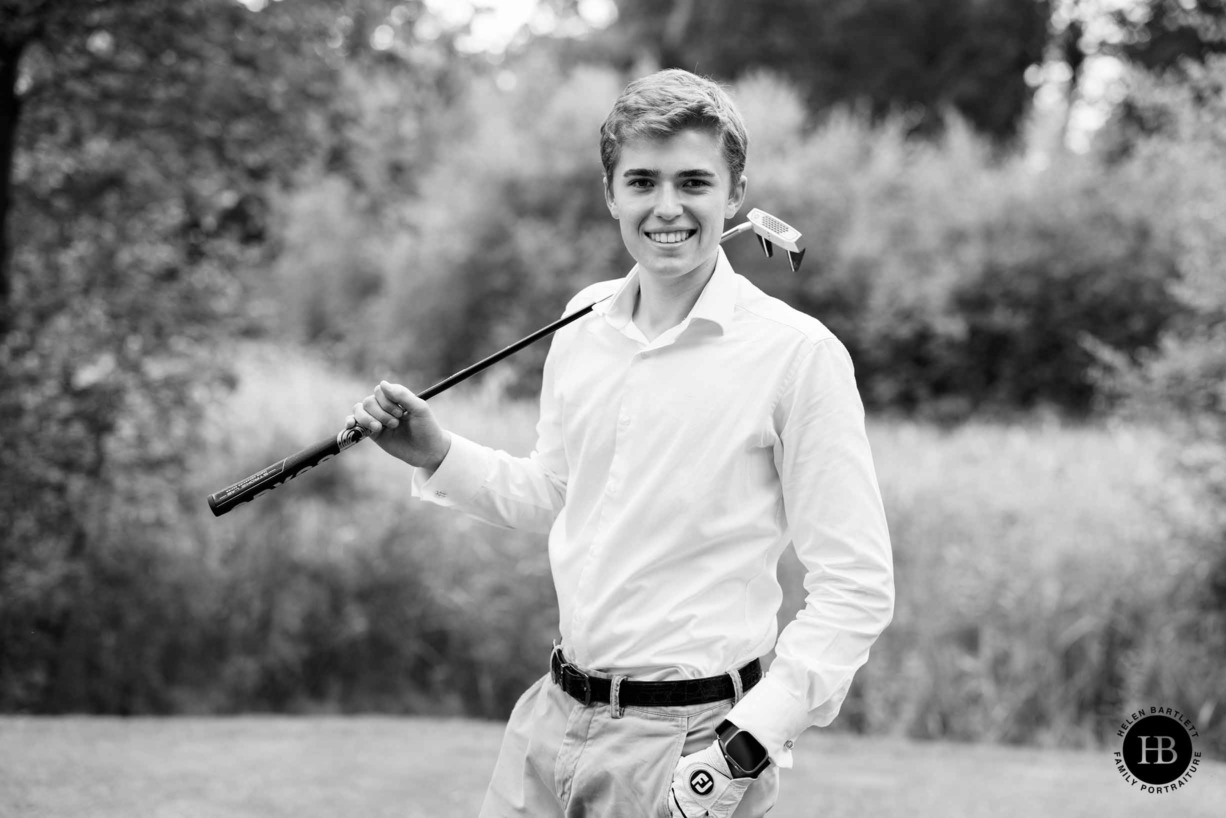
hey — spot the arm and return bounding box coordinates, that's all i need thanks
[412,331,568,533]
[726,337,895,768]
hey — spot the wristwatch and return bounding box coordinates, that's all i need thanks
[716,720,770,778]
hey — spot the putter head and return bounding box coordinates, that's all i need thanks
[747,208,806,271]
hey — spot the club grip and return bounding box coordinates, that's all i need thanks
[207,427,368,517]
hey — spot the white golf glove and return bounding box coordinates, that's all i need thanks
[667,739,753,818]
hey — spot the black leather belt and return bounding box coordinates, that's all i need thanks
[550,646,762,707]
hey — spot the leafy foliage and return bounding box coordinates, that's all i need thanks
[269,56,627,393]
[270,67,1185,415]
[0,0,457,712]
[717,83,1184,416]
[1096,56,1226,462]
[1107,0,1226,71]
[588,0,1051,141]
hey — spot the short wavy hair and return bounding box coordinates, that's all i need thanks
[599,69,748,182]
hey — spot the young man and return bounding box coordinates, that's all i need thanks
[347,69,894,817]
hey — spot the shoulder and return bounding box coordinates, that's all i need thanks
[546,278,623,358]
[730,274,838,351]
[564,278,622,315]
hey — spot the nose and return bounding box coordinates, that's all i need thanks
[653,183,682,220]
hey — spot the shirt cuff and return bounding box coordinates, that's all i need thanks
[726,673,811,769]
[411,432,488,507]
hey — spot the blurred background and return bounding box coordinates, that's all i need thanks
[0,0,1223,763]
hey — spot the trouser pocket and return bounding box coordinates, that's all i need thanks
[560,703,688,817]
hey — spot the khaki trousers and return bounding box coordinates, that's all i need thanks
[479,673,780,817]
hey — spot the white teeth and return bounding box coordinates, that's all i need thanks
[648,231,693,244]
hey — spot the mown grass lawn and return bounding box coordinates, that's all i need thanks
[2,717,1223,817]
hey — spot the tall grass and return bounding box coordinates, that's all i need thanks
[851,417,1207,748]
[186,343,1220,756]
[191,344,556,715]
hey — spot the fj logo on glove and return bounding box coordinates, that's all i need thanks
[689,770,714,795]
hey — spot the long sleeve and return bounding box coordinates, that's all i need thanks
[727,337,895,768]
[410,332,569,534]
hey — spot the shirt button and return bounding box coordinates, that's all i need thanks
[785,740,794,749]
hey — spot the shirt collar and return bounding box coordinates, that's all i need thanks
[594,247,737,335]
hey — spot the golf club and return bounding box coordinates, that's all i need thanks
[206,209,807,516]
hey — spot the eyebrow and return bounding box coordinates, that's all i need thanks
[621,168,717,179]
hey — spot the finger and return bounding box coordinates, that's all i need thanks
[360,394,399,428]
[353,401,383,437]
[373,383,405,418]
[379,381,428,414]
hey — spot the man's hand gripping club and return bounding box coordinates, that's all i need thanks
[346,381,452,475]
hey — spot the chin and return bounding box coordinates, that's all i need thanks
[637,255,694,277]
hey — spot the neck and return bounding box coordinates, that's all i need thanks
[633,255,718,340]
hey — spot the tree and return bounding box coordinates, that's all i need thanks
[580,0,1052,141]
[1109,0,1226,71]
[0,0,457,712]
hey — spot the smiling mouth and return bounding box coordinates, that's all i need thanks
[646,229,697,245]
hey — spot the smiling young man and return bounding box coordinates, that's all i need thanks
[347,69,894,817]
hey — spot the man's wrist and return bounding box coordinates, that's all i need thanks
[716,720,770,778]
[418,431,453,475]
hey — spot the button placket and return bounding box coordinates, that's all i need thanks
[570,367,633,639]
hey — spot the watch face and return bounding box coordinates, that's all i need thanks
[724,732,768,773]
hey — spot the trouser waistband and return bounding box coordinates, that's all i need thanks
[549,644,762,708]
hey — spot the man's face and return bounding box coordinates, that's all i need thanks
[604,128,747,284]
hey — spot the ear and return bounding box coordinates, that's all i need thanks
[603,175,619,219]
[725,174,748,219]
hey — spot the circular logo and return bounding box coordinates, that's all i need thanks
[689,769,714,796]
[1114,708,1202,793]
[1123,715,1193,784]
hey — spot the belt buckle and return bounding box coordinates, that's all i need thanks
[561,663,592,705]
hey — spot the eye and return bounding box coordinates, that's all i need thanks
[682,178,713,189]
[626,178,653,189]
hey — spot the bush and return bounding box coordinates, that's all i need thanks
[267,175,389,349]
[263,67,1188,415]
[1098,56,1226,430]
[729,85,1184,415]
[376,58,627,397]
[950,185,1180,412]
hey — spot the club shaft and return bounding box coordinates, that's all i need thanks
[419,301,601,399]
[419,221,747,397]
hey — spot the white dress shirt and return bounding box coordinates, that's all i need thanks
[412,247,894,767]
